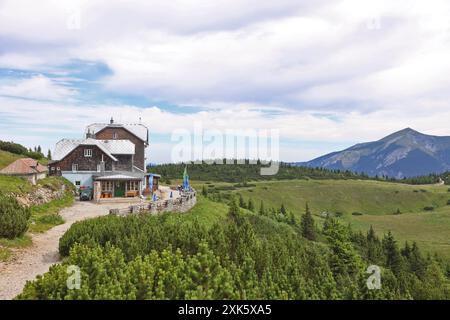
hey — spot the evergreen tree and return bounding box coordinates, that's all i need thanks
[228,196,240,220]
[382,231,403,275]
[259,201,265,216]
[47,149,52,160]
[247,198,255,212]
[409,242,426,279]
[323,217,363,277]
[238,194,247,209]
[401,241,412,259]
[202,185,208,197]
[300,203,316,241]
[288,211,297,226]
[366,225,382,264]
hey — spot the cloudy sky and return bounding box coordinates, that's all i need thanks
[1,0,450,163]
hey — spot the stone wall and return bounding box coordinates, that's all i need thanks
[15,184,67,206]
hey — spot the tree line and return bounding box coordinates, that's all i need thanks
[149,161,449,185]
[0,140,51,160]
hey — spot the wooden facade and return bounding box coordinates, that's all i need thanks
[49,145,113,175]
[94,127,146,171]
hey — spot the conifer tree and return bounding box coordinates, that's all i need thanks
[280,204,287,215]
[228,196,240,220]
[366,225,382,264]
[382,231,403,275]
[409,242,426,279]
[247,198,255,212]
[238,194,247,209]
[259,201,265,215]
[202,185,208,197]
[47,149,52,160]
[301,203,316,241]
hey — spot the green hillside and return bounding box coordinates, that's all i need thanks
[193,179,450,258]
[18,196,450,300]
[0,150,23,170]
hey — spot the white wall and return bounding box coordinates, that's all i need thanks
[61,172,94,190]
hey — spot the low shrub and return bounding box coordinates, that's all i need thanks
[423,206,435,211]
[352,212,363,216]
[0,193,31,239]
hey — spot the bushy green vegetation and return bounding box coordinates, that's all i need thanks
[0,140,46,160]
[0,194,31,239]
[0,176,75,239]
[17,197,450,300]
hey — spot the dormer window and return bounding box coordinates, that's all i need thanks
[72,164,78,172]
[113,132,118,139]
[84,149,92,157]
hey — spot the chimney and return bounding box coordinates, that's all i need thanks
[86,129,94,139]
[110,117,114,124]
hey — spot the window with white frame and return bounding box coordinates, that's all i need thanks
[101,181,113,192]
[113,132,118,139]
[72,164,78,172]
[84,149,92,157]
[97,164,101,172]
[126,181,138,191]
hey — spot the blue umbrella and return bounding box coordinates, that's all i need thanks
[149,174,153,193]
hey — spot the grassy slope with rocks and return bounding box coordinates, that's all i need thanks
[0,174,75,261]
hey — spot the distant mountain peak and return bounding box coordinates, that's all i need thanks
[303,128,450,178]
[390,127,420,136]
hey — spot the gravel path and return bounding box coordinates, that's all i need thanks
[0,200,131,300]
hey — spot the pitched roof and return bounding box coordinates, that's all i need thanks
[52,138,135,161]
[86,123,149,144]
[0,158,48,175]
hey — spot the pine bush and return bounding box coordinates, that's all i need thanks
[0,193,31,239]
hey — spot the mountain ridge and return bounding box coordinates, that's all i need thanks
[300,128,450,178]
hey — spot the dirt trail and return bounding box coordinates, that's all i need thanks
[0,201,131,300]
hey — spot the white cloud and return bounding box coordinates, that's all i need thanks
[0,75,77,101]
[1,96,450,162]
[1,0,450,162]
